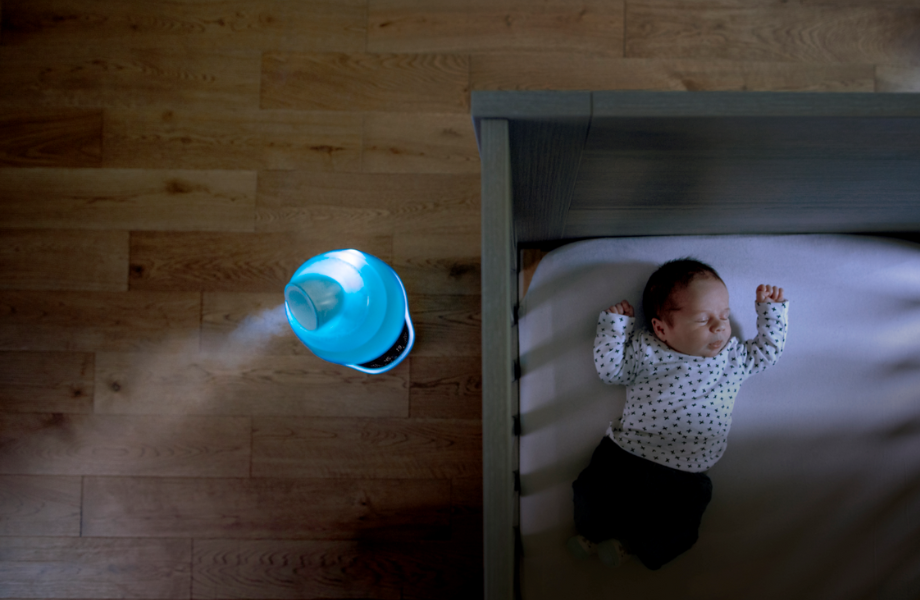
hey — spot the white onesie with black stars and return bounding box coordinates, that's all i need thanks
[594,302,788,473]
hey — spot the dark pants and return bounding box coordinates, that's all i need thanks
[572,436,713,570]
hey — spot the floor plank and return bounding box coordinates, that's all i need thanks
[0,351,94,414]
[0,46,261,109]
[0,229,128,292]
[193,539,482,600]
[82,476,451,540]
[128,231,392,293]
[471,53,875,91]
[1,0,367,53]
[103,108,363,171]
[0,536,191,599]
[409,356,482,419]
[362,112,480,174]
[193,539,403,600]
[0,109,102,168]
[408,294,481,358]
[256,171,480,236]
[262,52,470,113]
[393,230,480,296]
[252,417,482,479]
[94,351,410,417]
[367,0,625,54]
[0,290,200,353]
[0,168,256,232]
[625,1,920,64]
[0,475,82,536]
[0,414,251,477]
[450,477,485,545]
[398,540,484,600]
[200,292,307,356]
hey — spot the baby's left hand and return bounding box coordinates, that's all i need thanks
[756,284,786,303]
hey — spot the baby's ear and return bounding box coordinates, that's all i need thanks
[651,318,668,342]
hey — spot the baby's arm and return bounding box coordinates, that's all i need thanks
[743,284,789,376]
[594,300,641,385]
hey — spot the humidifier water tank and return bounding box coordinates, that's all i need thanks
[284,249,414,374]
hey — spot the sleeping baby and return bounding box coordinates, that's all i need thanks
[569,258,788,570]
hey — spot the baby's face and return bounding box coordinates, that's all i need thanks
[652,276,731,358]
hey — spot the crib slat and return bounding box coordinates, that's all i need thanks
[480,118,516,600]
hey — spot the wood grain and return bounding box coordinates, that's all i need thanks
[0,536,191,599]
[193,539,403,600]
[0,475,82,536]
[409,357,482,419]
[362,112,480,173]
[0,229,128,292]
[1,0,367,52]
[103,108,363,170]
[256,171,480,235]
[0,46,261,109]
[393,231,481,296]
[471,53,875,92]
[200,292,306,355]
[367,0,625,54]
[252,417,482,479]
[94,351,410,417]
[625,1,920,64]
[0,290,200,353]
[262,52,470,113]
[408,294,481,357]
[0,413,251,477]
[0,109,102,168]
[82,476,451,540]
[0,168,256,232]
[128,231,392,292]
[193,538,482,600]
[0,351,94,414]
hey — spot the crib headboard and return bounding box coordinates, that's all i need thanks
[473,91,920,600]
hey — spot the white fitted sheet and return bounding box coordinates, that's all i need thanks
[518,235,920,600]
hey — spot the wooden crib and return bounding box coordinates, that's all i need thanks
[472,90,920,600]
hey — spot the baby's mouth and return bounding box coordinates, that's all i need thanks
[708,340,725,351]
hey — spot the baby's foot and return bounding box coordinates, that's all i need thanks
[566,535,597,560]
[596,539,630,567]
[567,535,630,567]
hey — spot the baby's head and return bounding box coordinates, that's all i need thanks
[643,258,731,358]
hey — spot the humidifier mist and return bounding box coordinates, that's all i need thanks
[284,249,414,374]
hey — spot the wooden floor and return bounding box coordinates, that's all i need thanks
[0,1,917,598]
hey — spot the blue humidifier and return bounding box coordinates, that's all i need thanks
[284,249,414,374]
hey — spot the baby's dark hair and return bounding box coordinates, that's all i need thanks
[642,258,723,330]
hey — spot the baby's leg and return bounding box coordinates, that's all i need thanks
[572,437,627,543]
[573,439,713,570]
[625,466,713,570]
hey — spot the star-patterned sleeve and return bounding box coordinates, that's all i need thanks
[593,311,643,386]
[737,301,789,376]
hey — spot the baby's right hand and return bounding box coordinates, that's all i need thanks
[606,300,634,317]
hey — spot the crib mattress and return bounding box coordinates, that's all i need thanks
[518,234,920,600]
